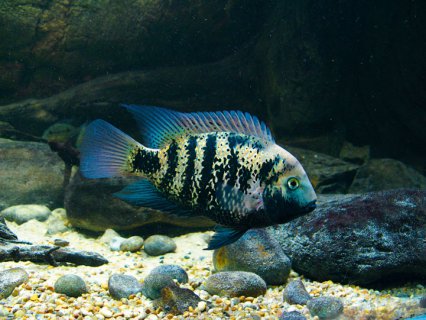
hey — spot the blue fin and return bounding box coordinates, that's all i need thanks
[79,120,141,179]
[121,104,275,149]
[114,179,192,216]
[205,226,247,250]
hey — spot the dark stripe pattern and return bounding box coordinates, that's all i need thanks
[181,136,197,203]
[226,135,241,187]
[257,155,280,183]
[197,134,217,207]
[160,140,179,190]
[131,147,161,175]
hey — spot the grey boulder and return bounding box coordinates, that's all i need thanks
[0,139,64,210]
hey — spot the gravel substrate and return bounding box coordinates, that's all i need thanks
[0,220,425,320]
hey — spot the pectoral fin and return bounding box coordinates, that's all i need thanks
[205,226,248,250]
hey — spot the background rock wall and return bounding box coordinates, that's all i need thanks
[1,0,425,172]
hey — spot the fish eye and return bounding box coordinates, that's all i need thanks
[287,177,299,190]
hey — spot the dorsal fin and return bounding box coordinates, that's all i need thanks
[122,105,275,149]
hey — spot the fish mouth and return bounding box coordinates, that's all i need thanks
[303,200,317,213]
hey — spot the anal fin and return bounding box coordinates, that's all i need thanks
[205,226,247,250]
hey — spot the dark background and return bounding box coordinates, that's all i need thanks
[1,0,425,172]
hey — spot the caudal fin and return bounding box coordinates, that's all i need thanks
[79,119,140,178]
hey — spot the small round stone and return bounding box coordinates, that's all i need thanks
[53,238,69,247]
[0,268,29,299]
[142,273,175,300]
[109,236,126,251]
[119,236,144,252]
[307,296,344,319]
[204,271,266,297]
[280,311,307,320]
[283,279,312,305]
[100,307,113,318]
[0,204,51,224]
[149,265,188,284]
[144,235,176,256]
[108,274,143,299]
[198,301,207,312]
[54,274,88,297]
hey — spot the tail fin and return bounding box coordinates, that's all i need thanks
[79,120,140,179]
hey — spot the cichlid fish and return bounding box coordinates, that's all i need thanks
[79,105,317,249]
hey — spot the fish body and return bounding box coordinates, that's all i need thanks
[80,105,317,249]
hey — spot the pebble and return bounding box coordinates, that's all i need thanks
[198,301,207,312]
[54,274,88,297]
[109,236,126,251]
[0,306,10,317]
[149,264,188,284]
[46,208,70,234]
[119,236,144,252]
[204,271,267,297]
[283,279,312,305]
[307,296,344,319]
[0,267,29,299]
[100,307,113,318]
[280,311,307,320]
[53,238,70,247]
[0,204,51,224]
[108,274,143,299]
[99,229,121,244]
[213,229,291,285]
[144,235,177,256]
[142,273,175,299]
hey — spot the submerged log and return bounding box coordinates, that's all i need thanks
[0,218,108,266]
[0,244,108,267]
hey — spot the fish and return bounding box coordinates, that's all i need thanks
[79,105,317,249]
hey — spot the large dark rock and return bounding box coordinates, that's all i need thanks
[64,173,214,231]
[0,139,64,210]
[349,159,426,193]
[273,189,426,285]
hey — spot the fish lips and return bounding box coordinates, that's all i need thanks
[302,199,317,213]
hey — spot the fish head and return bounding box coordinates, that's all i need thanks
[262,146,317,224]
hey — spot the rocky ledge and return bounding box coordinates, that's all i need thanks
[273,189,426,285]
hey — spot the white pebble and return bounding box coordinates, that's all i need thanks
[100,307,112,318]
[198,301,207,312]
